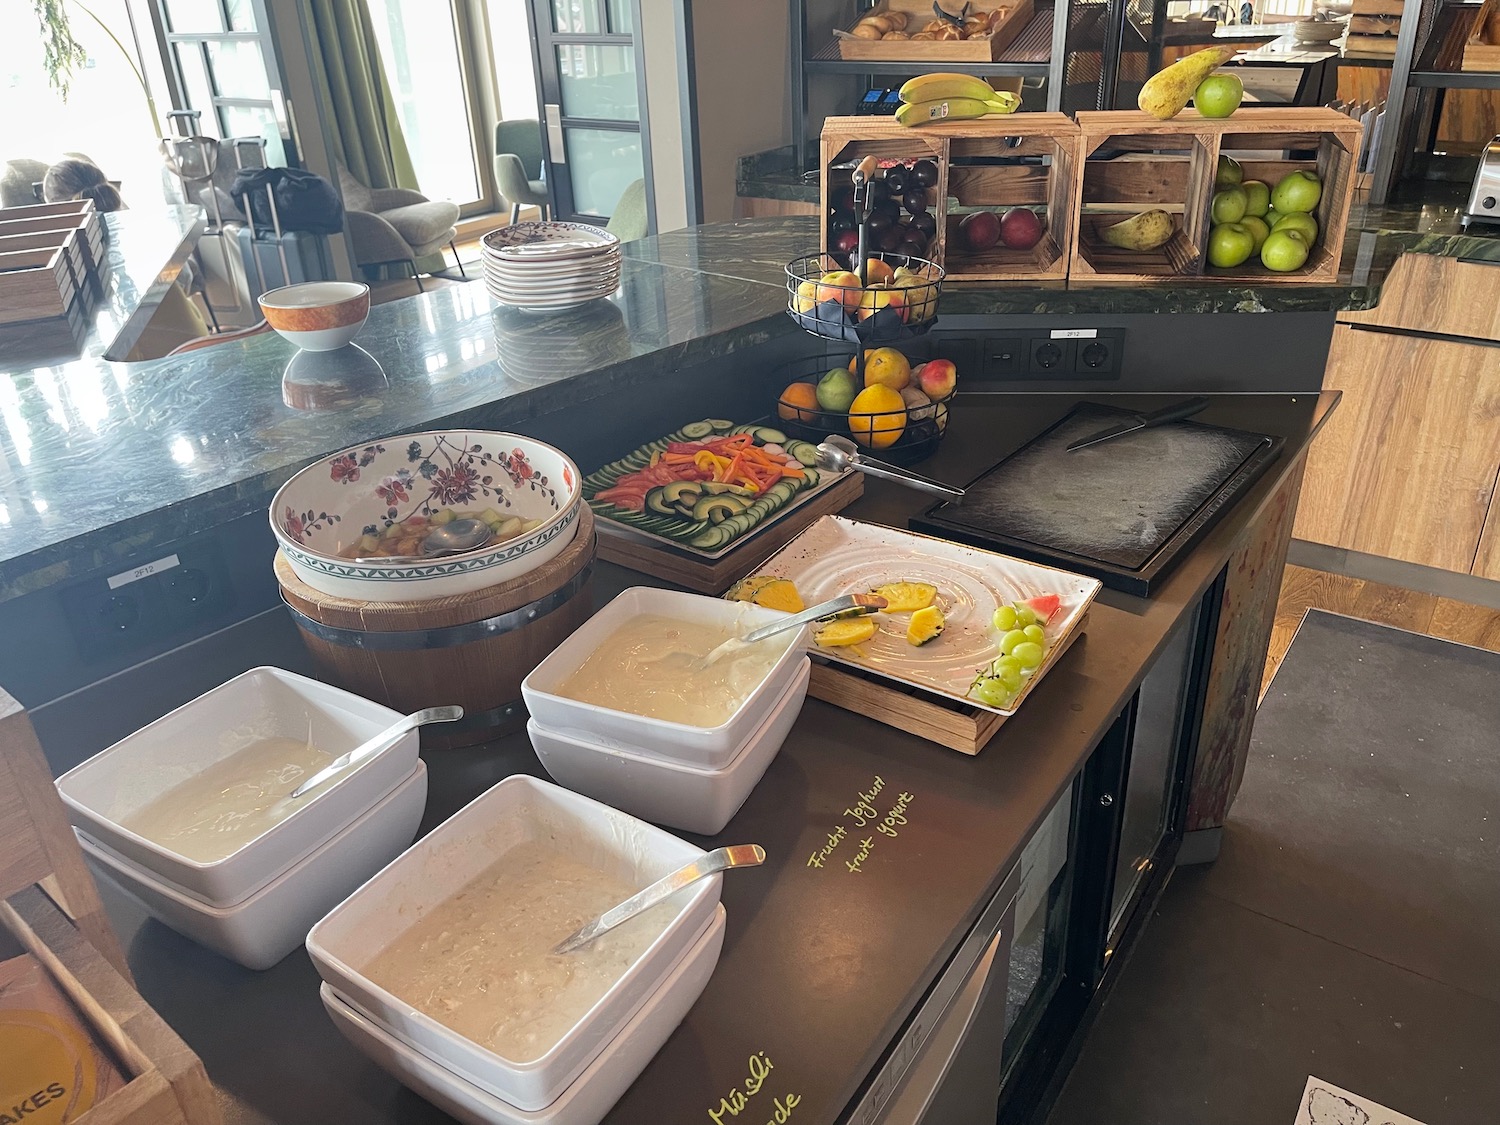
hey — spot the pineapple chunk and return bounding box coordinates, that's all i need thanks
[752,578,803,614]
[871,581,938,613]
[726,575,781,603]
[814,618,879,647]
[906,606,946,647]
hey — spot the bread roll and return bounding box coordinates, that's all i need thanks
[988,7,1010,30]
[923,18,948,31]
[852,21,883,38]
[885,11,908,28]
[883,29,911,38]
[964,14,989,33]
[933,23,961,39]
[910,29,936,38]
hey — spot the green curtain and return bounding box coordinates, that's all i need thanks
[302,0,418,192]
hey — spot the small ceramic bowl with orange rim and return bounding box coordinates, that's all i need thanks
[259,281,371,351]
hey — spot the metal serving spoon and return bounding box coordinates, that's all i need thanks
[353,518,492,564]
[289,706,463,798]
[554,844,766,954]
[815,435,965,500]
[697,592,888,668]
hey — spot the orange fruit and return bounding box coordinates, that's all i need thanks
[863,259,895,285]
[848,384,907,449]
[863,347,911,391]
[777,381,820,422]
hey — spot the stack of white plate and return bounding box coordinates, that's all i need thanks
[481,222,622,311]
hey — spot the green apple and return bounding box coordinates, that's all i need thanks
[816,367,859,412]
[1195,74,1244,119]
[1261,228,1310,272]
[1215,155,1243,187]
[1271,170,1322,214]
[1208,222,1254,268]
[1241,215,1271,251]
[1272,211,1318,243]
[1241,180,1270,217]
[1211,186,1248,225]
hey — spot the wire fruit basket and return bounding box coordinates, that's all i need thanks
[785,251,945,345]
[773,352,954,466]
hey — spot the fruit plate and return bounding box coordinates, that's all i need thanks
[744,515,1101,715]
[582,419,852,560]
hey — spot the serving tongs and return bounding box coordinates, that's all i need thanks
[816,435,965,500]
[555,844,766,954]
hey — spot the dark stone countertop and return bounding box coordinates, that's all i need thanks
[0,202,1420,604]
[0,206,204,370]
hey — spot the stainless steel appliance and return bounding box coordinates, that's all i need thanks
[1462,136,1500,228]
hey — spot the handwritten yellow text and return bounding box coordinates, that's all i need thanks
[708,1054,801,1125]
[806,825,847,868]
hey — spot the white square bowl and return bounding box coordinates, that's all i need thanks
[319,904,725,1125]
[529,656,809,835]
[304,774,720,1111]
[520,586,808,765]
[79,760,427,971]
[56,666,420,907]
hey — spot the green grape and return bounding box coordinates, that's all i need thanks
[1023,624,1046,645]
[992,604,1018,632]
[1012,641,1044,670]
[993,663,1023,691]
[1014,605,1038,628]
[973,677,1012,708]
[999,629,1028,655]
[993,655,1022,676]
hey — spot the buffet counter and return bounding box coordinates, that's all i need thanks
[34,389,1333,1125]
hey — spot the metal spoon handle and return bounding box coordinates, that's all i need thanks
[289,705,462,798]
[846,456,965,499]
[554,844,765,954]
[740,592,887,644]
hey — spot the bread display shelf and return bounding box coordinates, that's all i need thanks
[820,114,1081,282]
[1070,108,1362,285]
[1463,0,1500,70]
[837,0,1035,60]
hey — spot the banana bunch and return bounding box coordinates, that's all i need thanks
[895,73,1020,128]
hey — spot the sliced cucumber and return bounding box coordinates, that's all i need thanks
[707,418,734,432]
[752,426,788,445]
[799,467,821,489]
[787,441,820,467]
[644,487,675,516]
[663,520,710,543]
[680,420,715,440]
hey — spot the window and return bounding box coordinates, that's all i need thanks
[158,0,286,166]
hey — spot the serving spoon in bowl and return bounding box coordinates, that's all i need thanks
[554,844,766,954]
[353,518,493,564]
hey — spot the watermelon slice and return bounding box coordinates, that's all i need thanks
[1025,593,1062,624]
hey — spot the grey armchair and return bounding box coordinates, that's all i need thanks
[494,120,550,225]
[336,163,461,289]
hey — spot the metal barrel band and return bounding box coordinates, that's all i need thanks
[280,564,592,651]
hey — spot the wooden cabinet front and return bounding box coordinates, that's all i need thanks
[1294,323,1500,574]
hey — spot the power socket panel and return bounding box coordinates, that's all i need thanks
[977,328,1127,380]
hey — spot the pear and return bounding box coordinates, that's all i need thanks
[1138,46,1238,120]
[1100,209,1176,252]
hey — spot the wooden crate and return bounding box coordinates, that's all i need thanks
[1070,108,1361,285]
[0,241,78,324]
[0,199,103,276]
[1463,0,1500,70]
[0,227,87,290]
[820,113,1081,281]
[837,0,1034,61]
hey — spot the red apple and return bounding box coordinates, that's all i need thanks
[917,357,957,399]
[856,284,909,323]
[958,211,1001,253]
[999,207,1045,250]
[831,228,860,258]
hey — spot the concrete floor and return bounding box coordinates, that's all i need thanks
[1047,610,1500,1125]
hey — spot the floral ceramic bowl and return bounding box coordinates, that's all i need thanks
[271,431,581,602]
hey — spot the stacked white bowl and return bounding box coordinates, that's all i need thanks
[521,587,812,835]
[307,775,727,1125]
[481,222,623,311]
[54,667,428,970]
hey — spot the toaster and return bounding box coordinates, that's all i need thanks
[1462,136,1500,227]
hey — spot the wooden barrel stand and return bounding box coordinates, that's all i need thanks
[275,508,596,748]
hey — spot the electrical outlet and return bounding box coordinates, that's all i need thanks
[1070,328,1127,376]
[1028,337,1073,375]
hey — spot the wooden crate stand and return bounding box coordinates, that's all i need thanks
[0,241,79,325]
[820,119,948,268]
[1071,109,1361,284]
[942,114,1079,281]
[820,114,1080,281]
